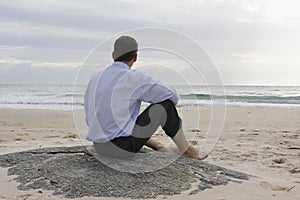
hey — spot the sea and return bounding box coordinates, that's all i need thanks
[0,84,300,110]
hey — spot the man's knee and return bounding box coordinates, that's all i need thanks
[157,99,175,109]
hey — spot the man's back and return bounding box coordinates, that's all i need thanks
[84,61,180,143]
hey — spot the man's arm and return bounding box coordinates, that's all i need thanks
[139,81,180,105]
[128,70,180,104]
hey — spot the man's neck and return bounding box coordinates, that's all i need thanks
[121,61,133,68]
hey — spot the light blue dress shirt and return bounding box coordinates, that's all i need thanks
[84,62,180,143]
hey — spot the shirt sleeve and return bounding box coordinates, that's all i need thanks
[133,71,180,105]
[84,80,91,126]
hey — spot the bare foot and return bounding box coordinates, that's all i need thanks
[182,146,208,160]
[158,145,208,160]
[157,146,179,154]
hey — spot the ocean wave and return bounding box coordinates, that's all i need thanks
[58,93,84,97]
[0,101,84,106]
[180,93,300,104]
[1,85,300,110]
[34,93,57,97]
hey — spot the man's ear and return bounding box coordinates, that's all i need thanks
[133,54,137,62]
[112,52,116,60]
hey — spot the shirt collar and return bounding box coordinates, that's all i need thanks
[112,61,131,69]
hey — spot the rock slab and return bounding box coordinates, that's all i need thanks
[0,146,249,199]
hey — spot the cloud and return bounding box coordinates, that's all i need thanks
[0,0,300,85]
[0,62,78,84]
[0,57,79,84]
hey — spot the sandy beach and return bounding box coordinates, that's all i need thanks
[0,106,299,200]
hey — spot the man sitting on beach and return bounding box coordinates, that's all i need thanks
[84,36,208,160]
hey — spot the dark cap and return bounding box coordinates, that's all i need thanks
[113,36,138,59]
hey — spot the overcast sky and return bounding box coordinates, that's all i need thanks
[0,0,300,85]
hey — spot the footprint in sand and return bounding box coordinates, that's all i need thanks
[16,193,32,200]
[17,133,29,136]
[289,167,300,174]
[272,158,286,164]
[260,181,287,191]
[0,121,7,125]
[63,133,78,139]
[188,129,202,132]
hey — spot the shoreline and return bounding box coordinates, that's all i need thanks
[1,103,300,111]
[0,106,299,199]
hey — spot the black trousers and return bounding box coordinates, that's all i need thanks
[93,99,182,159]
